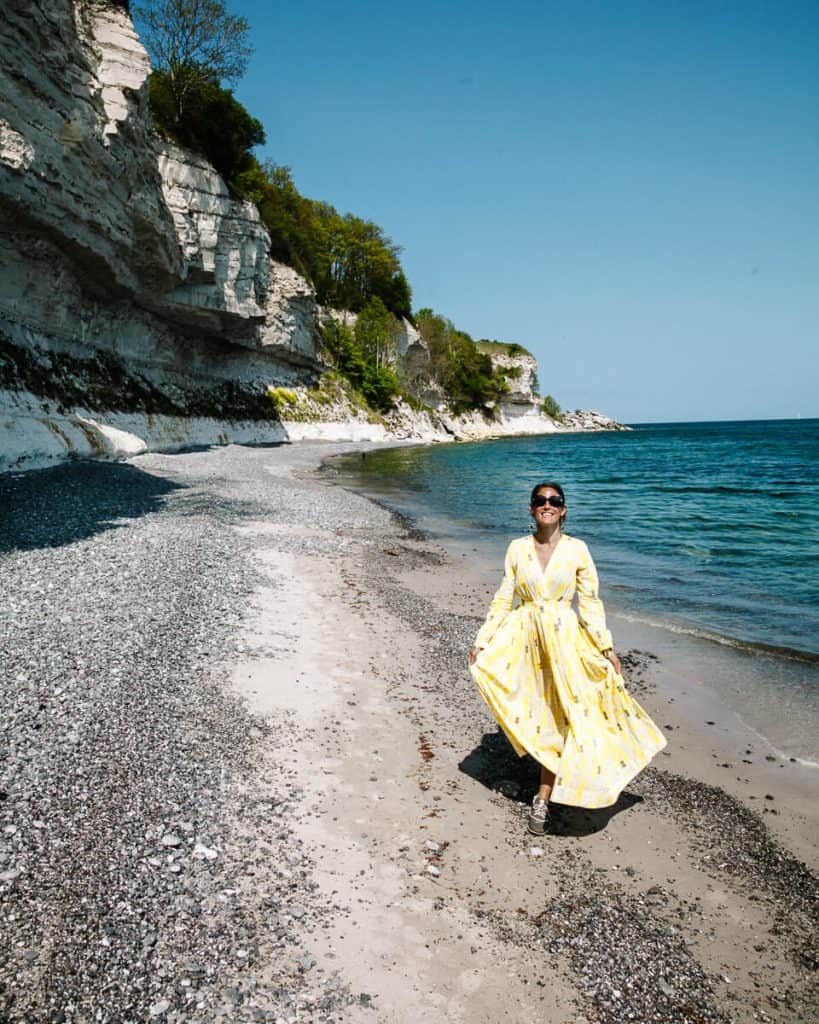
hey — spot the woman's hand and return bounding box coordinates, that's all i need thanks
[603,649,622,674]
[468,645,482,666]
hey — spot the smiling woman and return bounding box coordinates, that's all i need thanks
[468,481,667,834]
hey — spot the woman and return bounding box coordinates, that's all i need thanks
[468,482,666,834]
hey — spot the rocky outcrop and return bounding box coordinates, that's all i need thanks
[261,262,321,362]
[559,409,630,431]
[395,318,430,377]
[156,143,270,337]
[491,350,540,406]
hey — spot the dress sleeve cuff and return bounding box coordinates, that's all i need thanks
[595,628,614,652]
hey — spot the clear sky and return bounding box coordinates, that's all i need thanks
[190,1,817,422]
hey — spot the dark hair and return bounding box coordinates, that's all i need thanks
[530,481,565,505]
[530,481,568,528]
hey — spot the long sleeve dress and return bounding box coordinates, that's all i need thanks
[469,533,666,808]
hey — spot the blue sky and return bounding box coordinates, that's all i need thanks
[161,1,818,422]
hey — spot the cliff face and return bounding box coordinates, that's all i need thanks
[0,1,620,473]
[0,1,304,366]
[0,1,181,297]
[0,0,320,470]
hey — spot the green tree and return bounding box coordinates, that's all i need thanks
[381,270,413,320]
[135,0,252,132]
[415,310,513,414]
[319,319,399,413]
[541,394,563,420]
[311,211,406,313]
[354,297,400,369]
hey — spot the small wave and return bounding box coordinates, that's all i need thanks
[613,610,819,664]
[657,484,802,498]
[679,545,714,558]
[734,716,819,770]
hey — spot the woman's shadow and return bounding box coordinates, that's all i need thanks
[458,729,643,836]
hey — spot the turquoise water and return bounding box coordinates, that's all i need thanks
[337,419,819,659]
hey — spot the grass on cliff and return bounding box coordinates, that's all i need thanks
[475,339,532,358]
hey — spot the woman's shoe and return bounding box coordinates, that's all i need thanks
[528,797,550,835]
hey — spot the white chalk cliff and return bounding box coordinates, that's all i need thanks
[0,0,624,474]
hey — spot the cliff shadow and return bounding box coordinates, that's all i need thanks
[459,728,643,836]
[0,462,185,553]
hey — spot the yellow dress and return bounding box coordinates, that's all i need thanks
[470,533,667,808]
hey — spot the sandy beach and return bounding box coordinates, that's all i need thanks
[1,441,816,1024]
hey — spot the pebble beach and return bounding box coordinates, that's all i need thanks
[1,442,817,1024]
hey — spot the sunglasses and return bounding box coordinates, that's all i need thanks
[532,494,566,509]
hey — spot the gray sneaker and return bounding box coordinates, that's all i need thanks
[528,797,550,835]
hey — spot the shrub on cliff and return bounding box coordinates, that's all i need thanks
[319,320,400,413]
[148,71,265,182]
[476,339,532,358]
[233,161,413,318]
[541,394,563,420]
[416,310,512,415]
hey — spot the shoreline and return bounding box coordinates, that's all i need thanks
[335,461,818,863]
[1,439,816,1023]
[326,438,819,767]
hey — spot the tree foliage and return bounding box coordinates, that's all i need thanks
[354,297,401,369]
[232,160,412,316]
[148,71,265,182]
[135,0,252,129]
[415,310,513,414]
[541,394,563,420]
[137,1,413,320]
[319,318,400,413]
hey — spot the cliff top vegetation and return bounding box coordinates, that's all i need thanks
[134,0,542,417]
[475,340,533,358]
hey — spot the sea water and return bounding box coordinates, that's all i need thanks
[333,419,819,761]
